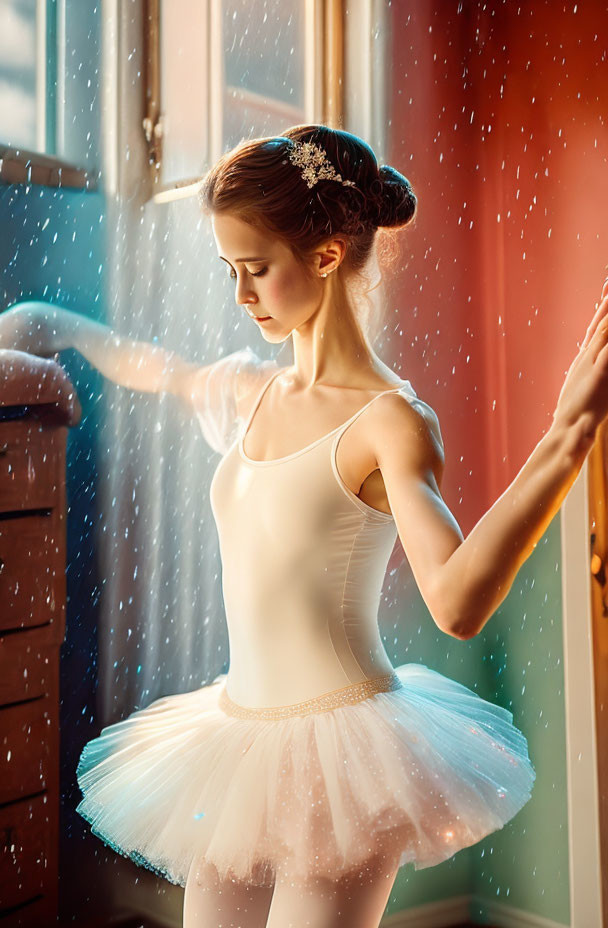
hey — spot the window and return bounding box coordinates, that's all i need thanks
[0,0,97,190]
[0,0,48,152]
[149,0,339,201]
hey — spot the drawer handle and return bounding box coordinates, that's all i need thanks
[0,558,4,574]
[0,443,9,456]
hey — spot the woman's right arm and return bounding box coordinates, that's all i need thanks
[0,301,279,453]
[0,301,205,406]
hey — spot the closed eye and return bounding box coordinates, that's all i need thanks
[227,267,267,280]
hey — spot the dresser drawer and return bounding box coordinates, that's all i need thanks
[0,698,52,804]
[0,421,60,513]
[0,895,52,927]
[0,793,51,914]
[0,514,61,633]
[0,635,52,706]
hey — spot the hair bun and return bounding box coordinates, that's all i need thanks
[368,165,417,229]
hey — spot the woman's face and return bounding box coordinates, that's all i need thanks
[211,212,321,343]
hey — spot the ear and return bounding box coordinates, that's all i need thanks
[316,236,348,275]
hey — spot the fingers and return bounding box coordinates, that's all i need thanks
[581,276,608,350]
[595,338,608,368]
[581,291,608,351]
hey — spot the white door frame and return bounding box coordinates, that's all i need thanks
[561,457,603,926]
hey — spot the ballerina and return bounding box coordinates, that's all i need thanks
[0,124,606,928]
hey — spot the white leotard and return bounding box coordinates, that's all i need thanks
[208,364,431,707]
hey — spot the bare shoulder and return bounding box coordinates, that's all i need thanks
[366,387,445,488]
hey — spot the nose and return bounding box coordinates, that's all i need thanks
[234,279,258,309]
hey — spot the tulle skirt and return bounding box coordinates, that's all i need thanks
[75,663,536,889]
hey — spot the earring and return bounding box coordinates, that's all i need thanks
[321,273,328,278]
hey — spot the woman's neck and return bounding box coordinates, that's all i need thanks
[289,286,390,390]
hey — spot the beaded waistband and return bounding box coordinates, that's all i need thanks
[218,670,403,720]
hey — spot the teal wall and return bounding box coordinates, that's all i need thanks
[383,514,570,925]
[471,514,570,925]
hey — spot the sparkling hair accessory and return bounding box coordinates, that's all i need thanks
[287,139,357,189]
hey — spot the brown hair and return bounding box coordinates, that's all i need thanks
[198,124,417,345]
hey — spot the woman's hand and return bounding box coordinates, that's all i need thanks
[0,301,67,357]
[552,277,608,452]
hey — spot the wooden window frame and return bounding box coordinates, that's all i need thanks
[144,0,346,204]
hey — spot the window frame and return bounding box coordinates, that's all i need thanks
[0,0,98,191]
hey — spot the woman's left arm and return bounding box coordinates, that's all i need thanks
[375,278,608,640]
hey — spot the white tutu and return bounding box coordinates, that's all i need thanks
[75,662,535,889]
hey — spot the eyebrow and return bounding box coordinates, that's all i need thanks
[218,255,268,263]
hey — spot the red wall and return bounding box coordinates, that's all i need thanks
[386,1,608,535]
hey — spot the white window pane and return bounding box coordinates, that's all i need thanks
[0,0,37,149]
[159,0,308,186]
[160,0,209,184]
[222,0,306,149]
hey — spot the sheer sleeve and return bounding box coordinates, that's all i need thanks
[190,346,279,455]
[399,380,445,462]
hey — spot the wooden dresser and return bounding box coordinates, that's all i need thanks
[0,351,80,926]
